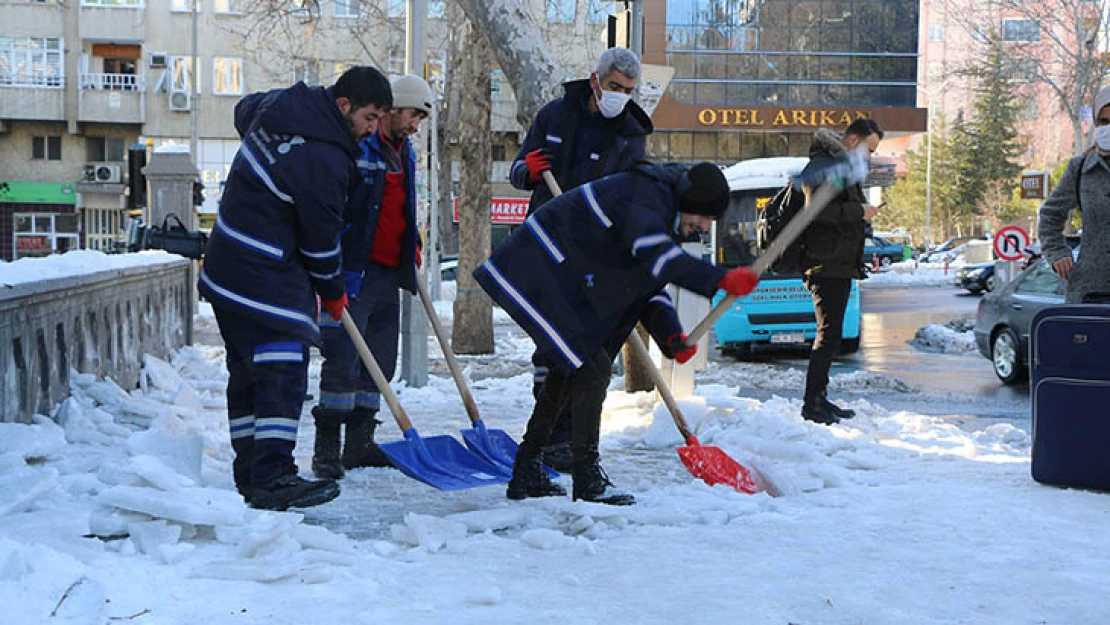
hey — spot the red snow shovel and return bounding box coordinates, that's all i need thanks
[413,276,555,477]
[337,309,512,490]
[542,171,761,493]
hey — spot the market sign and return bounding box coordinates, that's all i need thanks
[453,197,529,225]
[16,235,49,254]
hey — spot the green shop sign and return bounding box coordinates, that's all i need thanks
[0,181,78,205]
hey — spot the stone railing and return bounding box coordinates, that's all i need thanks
[0,259,193,422]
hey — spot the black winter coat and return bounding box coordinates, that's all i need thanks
[474,165,727,372]
[800,128,869,280]
[509,79,653,215]
[199,83,357,344]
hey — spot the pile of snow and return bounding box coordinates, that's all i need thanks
[910,317,979,354]
[0,250,182,287]
[862,261,958,287]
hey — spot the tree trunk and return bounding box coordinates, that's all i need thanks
[453,0,572,124]
[451,20,494,355]
[622,324,655,393]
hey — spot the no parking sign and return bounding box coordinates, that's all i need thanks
[994,225,1030,261]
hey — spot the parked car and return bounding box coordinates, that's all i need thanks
[923,235,988,263]
[439,254,458,281]
[955,262,996,294]
[863,236,905,268]
[974,254,1071,384]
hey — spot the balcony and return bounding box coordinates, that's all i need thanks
[0,74,65,121]
[78,74,145,124]
[80,4,146,43]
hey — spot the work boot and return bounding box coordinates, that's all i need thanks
[342,408,393,469]
[311,406,346,479]
[572,456,635,506]
[249,474,340,511]
[801,396,840,425]
[820,393,856,419]
[507,445,566,500]
[541,441,573,473]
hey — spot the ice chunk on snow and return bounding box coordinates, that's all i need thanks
[54,398,122,446]
[443,508,528,533]
[142,354,204,411]
[200,558,300,583]
[0,466,59,516]
[126,428,204,484]
[520,528,577,550]
[642,397,711,448]
[87,506,153,537]
[127,454,197,490]
[0,540,30,581]
[391,513,468,552]
[290,522,359,554]
[0,420,67,462]
[98,485,245,527]
[127,519,182,555]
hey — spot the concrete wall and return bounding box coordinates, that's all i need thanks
[0,259,192,423]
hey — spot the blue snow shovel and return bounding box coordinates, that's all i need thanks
[338,309,511,490]
[413,277,557,478]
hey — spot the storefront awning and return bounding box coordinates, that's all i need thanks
[0,181,77,205]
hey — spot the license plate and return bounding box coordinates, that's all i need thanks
[770,332,805,344]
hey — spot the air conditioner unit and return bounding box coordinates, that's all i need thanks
[149,52,169,68]
[88,164,122,184]
[169,89,191,112]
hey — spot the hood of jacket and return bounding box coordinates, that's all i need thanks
[234,82,359,158]
[562,78,655,137]
[809,127,846,159]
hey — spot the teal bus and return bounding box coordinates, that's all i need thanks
[711,157,861,360]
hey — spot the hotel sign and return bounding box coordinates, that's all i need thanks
[697,107,873,128]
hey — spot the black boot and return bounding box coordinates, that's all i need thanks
[801,395,841,425]
[507,444,566,500]
[820,393,855,419]
[572,455,635,506]
[250,474,340,511]
[541,441,573,472]
[343,408,393,469]
[310,407,345,479]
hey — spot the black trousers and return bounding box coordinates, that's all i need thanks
[804,276,852,402]
[521,348,612,463]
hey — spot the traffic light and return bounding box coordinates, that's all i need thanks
[192,180,205,207]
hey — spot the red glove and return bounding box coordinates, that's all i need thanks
[415,233,424,269]
[320,293,348,321]
[718,267,760,297]
[665,333,698,365]
[524,148,552,183]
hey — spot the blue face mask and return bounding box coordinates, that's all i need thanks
[1096,125,1110,151]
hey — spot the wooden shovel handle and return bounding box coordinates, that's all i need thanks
[685,181,842,345]
[414,276,483,425]
[339,308,413,432]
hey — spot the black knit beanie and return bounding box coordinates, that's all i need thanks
[676,162,730,218]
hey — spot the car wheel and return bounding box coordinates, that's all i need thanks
[880,256,893,267]
[839,337,860,354]
[991,328,1027,385]
[967,287,982,295]
[985,275,996,292]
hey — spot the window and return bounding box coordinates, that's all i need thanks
[171,56,200,93]
[213,57,242,94]
[170,0,200,11]
[927,61,944,81]
[294,59,323,85]
[291,0,320,17]
[0,36,64,87]
[13,213,80,259]
[429,0,444,19]
[491,69,506,101]
[388,0,404,19]
[84,208,124,252]
[547,0,575,23]
[334,0,358,18]
[212,0,243,13]
[928,24,944,42]
[1001,19,1039,42]
[32,136,62,161]
[1016,262,1060,296]
[86,137,126,162]
[81,0,143,6]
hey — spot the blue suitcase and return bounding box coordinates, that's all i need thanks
[1030,305,1110,490]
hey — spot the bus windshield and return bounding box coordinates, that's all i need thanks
[715,157,809,274]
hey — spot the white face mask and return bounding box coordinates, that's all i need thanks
[1095,125,1110,151]
[596,88,631,119]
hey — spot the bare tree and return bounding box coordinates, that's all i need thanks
[951,0,1110,155]
[451,19,495,354]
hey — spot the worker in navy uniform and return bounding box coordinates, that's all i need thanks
[312,75,433,479]
[474,163,760,505]
[199,66,392,511]
[509,46,653,471]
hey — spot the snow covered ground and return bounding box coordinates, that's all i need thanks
[2,253,1108,624]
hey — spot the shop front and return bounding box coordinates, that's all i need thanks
[0,181,80,261]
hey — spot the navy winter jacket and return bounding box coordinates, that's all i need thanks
[199,82,357,344]
[509,79,653,215]
[342,131,420,294]
[474,164,727,372]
